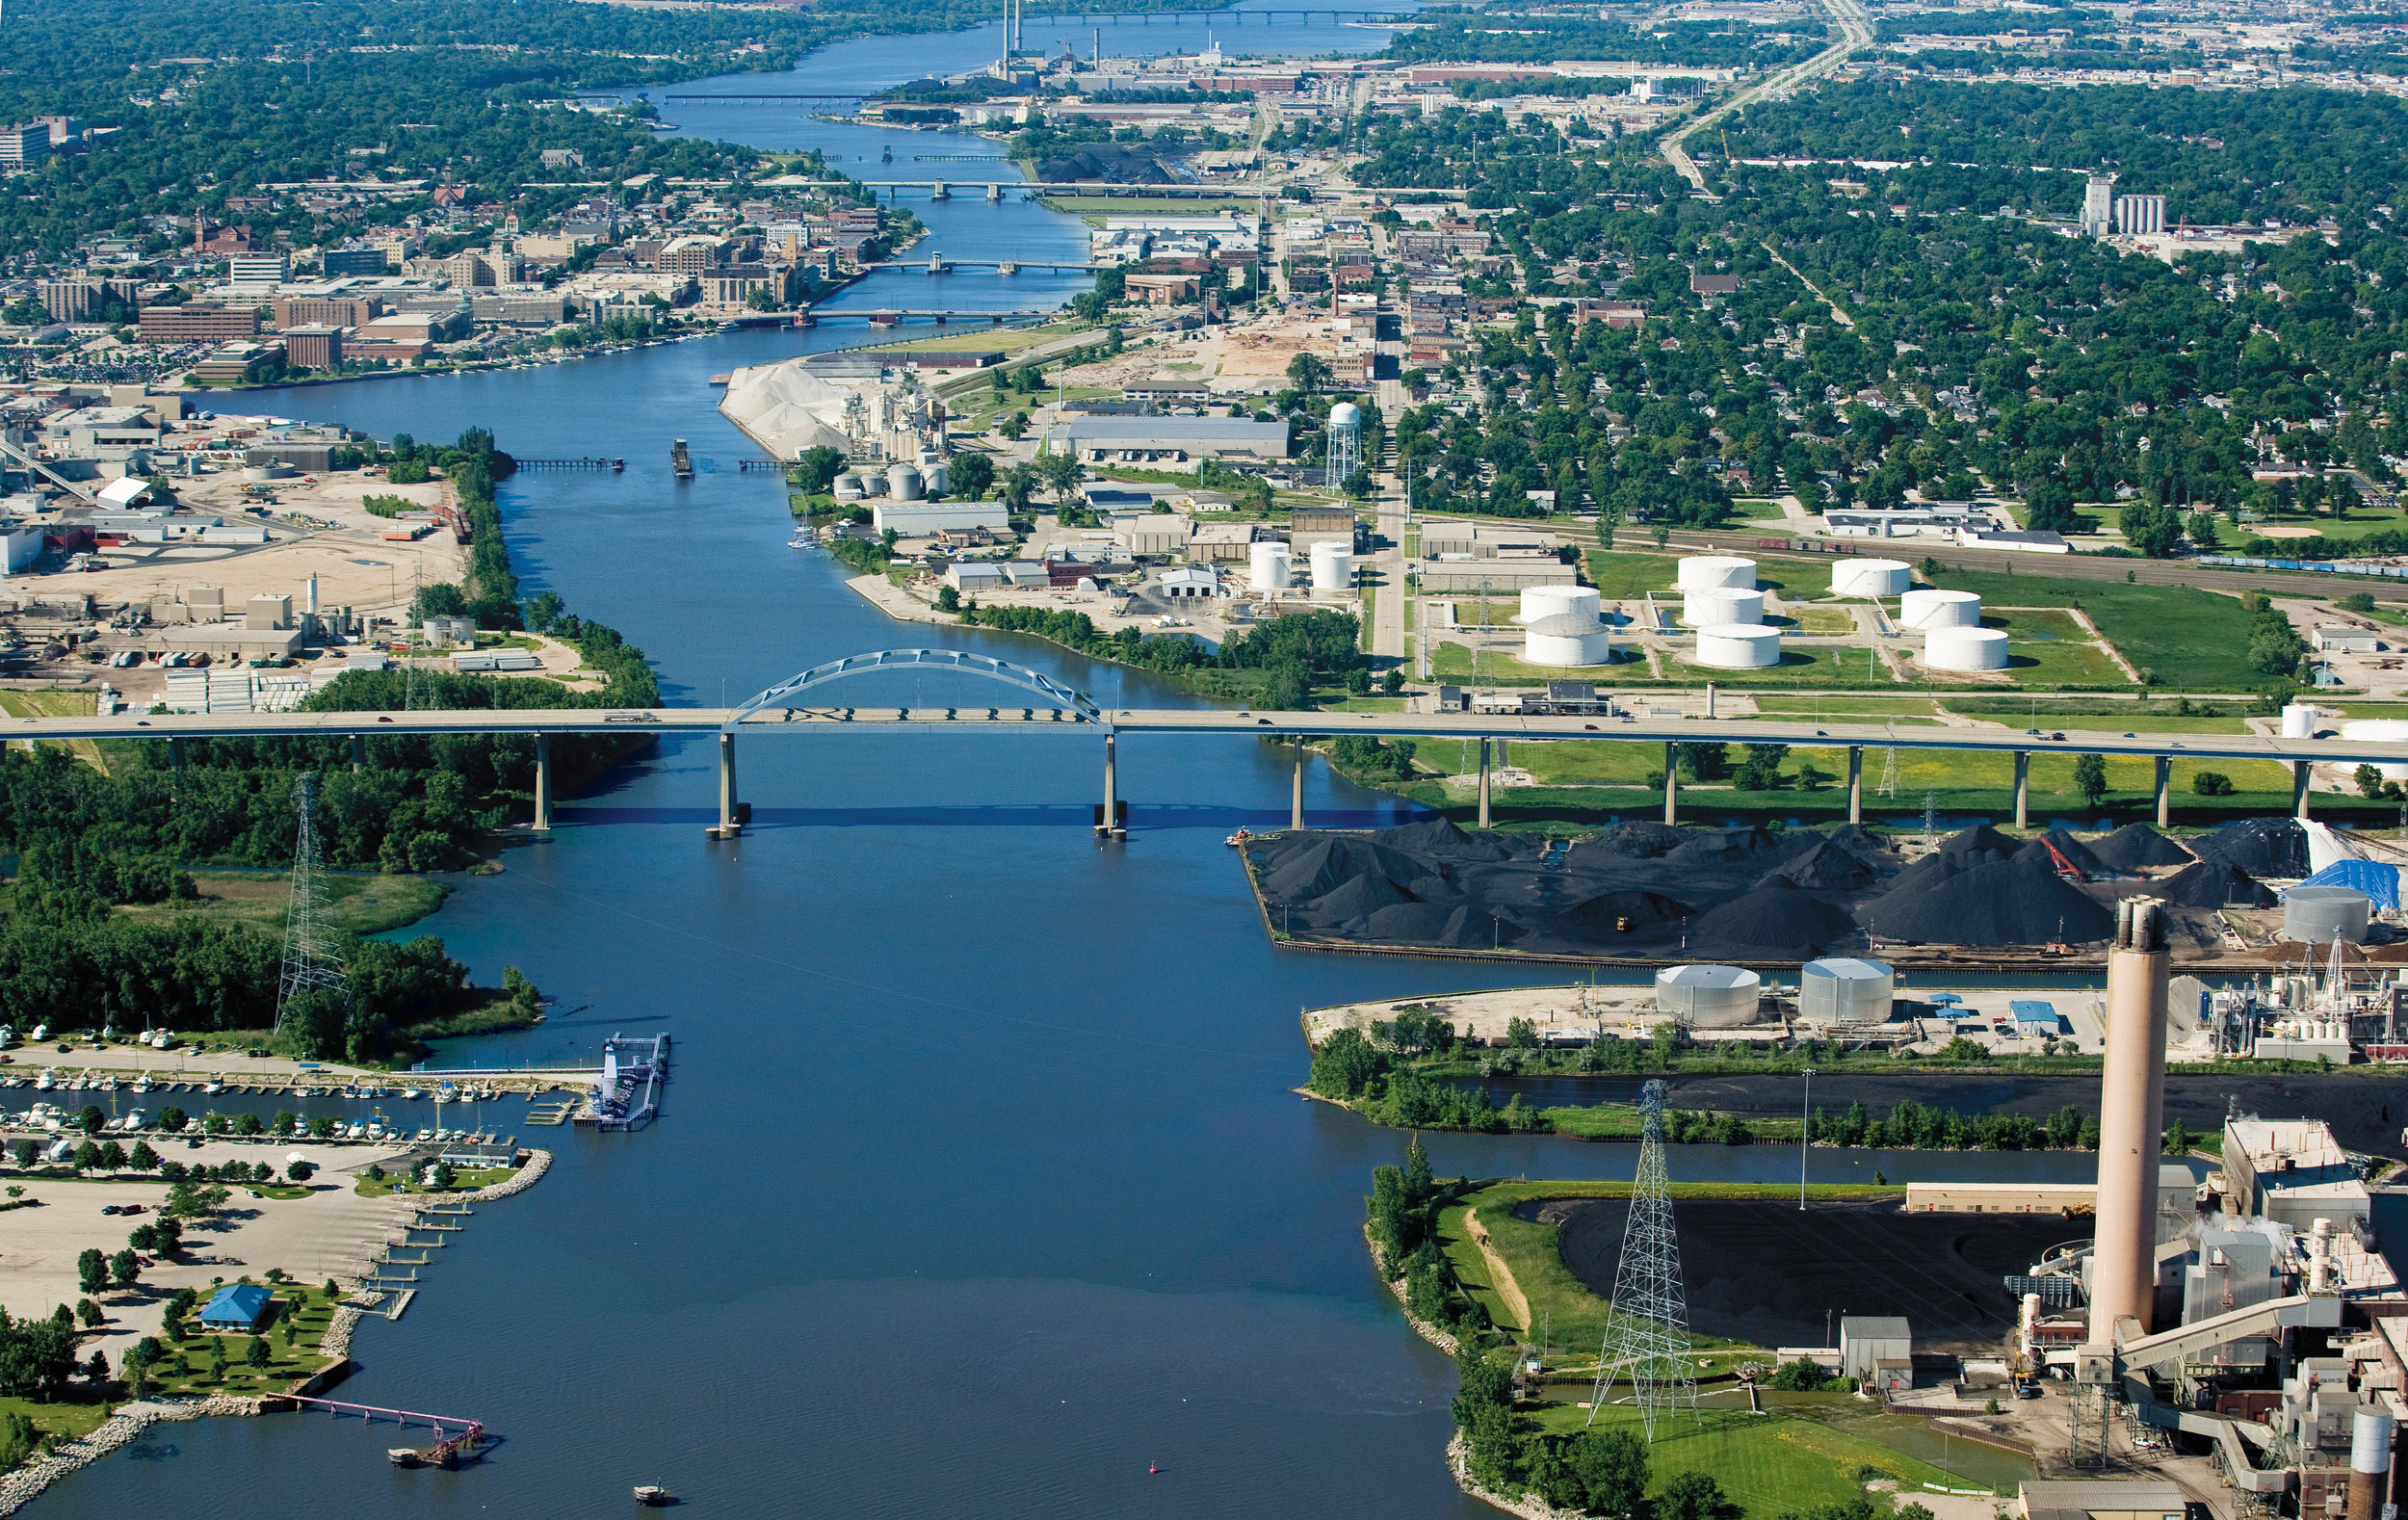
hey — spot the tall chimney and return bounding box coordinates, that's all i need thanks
[2088,898,2170,1342]
[2349,1408,2395,1520]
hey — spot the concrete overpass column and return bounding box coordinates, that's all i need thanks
[1291,735,1305,831]
[533,733,553,834]
[1476,738,1491,829]
[1846,747,1863,826]
[351,734,366,771]
[716,733,739,839]
[1662,740,1678,826]
[2154,754,2172,829]
[2294,759,2313,820]
[2013,750,2030,831]
[169,737,185,770]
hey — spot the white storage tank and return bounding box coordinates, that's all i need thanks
[2340,719,2408,781]
[1523,614,1612,668]
[1309,540,1354,591]
[1898,588,1980,629]
[1249,542,1293,592]
[1924,625,2010,672]
[2282,704,2321,739]
[1656,964,1763,1027]
[832,473,865,501]
[1831,558,1911,598]
[1518,585,1600,623]
[1693,623,1781,669]
[2283,884,2370,944]
[1678,555,1757,591]
[1680,587,1765,628]
[1798,957,1895,1025]
[886,463,925,502]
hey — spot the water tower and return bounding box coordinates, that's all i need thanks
[1325,401,1361,490]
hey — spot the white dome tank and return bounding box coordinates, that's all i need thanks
[1799,958,1896,1025]
[1309,540,1354,590]
[1924,625,2010,671]
[2343,719,2408,780]
[1899,588,1980,629]
[1518,585,1601,623]
[1249,542,1293,592]
[1831,558,1911,597]
[1656,964,1762,1028]
[1693,623,1780,668]
[1680,587,1765,628]
[2281,703,2320,739]
[1678,555,1757,591]
[886,463,924,502]
[1523,614,1612,668]
[1327,401,1362,428]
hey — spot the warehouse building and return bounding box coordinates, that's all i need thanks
[1045,416,1290,468]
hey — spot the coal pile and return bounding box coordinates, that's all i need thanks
[1862,852,2114,946]
[1688,881,1856,955]
[2195,818,2312,878]
[2023,827,2107,876]
[2091,823,2197,872]
[1566,821,1688,862]
[1775,828,1895,890]
[2152,859,2276,908]
[1561,889,1693,934]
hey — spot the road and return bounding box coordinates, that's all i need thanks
[1661,0,1871,194]
[22,704,2408,769]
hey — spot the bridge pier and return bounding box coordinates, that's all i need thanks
[1662,740,1677,826]
[1292,735,1304,831]
[2153,754,2171,829]
[2014,750,2029,830]
[1477,738,1490,828]
[352,733,366,772]
[931,181,950,200]
[2293,759,2313,819]
[533,734,553,833]
[1846,746,1862,826]
[1099,730,1122,839]
[711,733,740,840]
[987,184,1003,201]
[169,737,185,770]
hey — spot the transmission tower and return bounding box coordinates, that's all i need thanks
[1877,747,1898,799]
[1587,1080,1699,1442]
[275,773,350,1035]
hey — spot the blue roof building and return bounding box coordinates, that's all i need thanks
[2009,1000,2064,1035]
[197,1283,275,1332]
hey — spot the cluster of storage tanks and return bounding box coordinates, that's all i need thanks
[1653,958,1896,1026]
[1247,541,1354,593]
[831,458,948,501]
[1518,585,1612,667]
[1676,557,1785,669]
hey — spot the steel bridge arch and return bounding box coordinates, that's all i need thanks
[722,649,1101,732]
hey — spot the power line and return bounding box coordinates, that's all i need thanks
[274,773,351,1037]
[1588,1079,1699,1442]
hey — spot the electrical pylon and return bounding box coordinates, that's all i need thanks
[1586,1079,1699,1441]
[1877,747,1898,799]
[275,773,350,1035]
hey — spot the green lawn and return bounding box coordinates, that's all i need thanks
[1924,568,2268,689]
[1434,641,1636,684]
[1732,497,1790,521]
[1662,645,1870,687]
[1583,551,1685,599]
[140,1280,349,1401]
[2236,508,2408,543]
[115,872,446,938]
[1782,606,1858,634]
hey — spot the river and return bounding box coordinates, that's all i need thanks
[39,17,2121,1519]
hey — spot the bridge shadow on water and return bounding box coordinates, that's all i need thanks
[550,803,1422,830]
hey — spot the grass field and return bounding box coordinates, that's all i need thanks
[1732,497,1790,521]
[1662,645,1866,687]
[1782,606,1858,634]
[0,690,107,773]
[115,872,446,938]
[1583,551,1686,599]
[1924,568,2268,689]
[1434,641,1636,684]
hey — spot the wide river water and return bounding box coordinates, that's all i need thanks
[41,17,2118,1518]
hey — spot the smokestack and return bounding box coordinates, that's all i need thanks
[2349,1409,2395,1520]
[2088,898,2170,1343]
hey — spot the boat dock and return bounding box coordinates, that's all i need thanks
[280,1395,485,1467]
[574,1033,670,1130]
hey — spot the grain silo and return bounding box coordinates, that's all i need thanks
[1655,964,1763,1027]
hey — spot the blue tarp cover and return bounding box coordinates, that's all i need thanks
[2286,859,2400,912]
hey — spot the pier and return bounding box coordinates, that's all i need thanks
[284,1396,485,1467]
[576,1033,670,1130]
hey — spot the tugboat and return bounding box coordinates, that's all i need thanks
[669,438,694,482]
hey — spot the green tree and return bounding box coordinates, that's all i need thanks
[948,451,996,501]
[1657,1471,1741,1520]
[1565,1428,1649,1515]
[286,1160,316,1183]
[934,585,961,614]
[1287,352,1331,393]
[109,1249,140,1290]
[2191,771,2234,797]
[794,444,846,494]
[1036,448,1086,507]
[76,1297,103,1329]
[2358,764,2387,799]
[76,1249,106,1297]
[998,411,1030,441]
[1310,1028,1382,1099]
[246,1336,271,1370]
[2073,752,2108,806]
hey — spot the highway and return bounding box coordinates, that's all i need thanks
[20,705,2408,768]
[1660,0,1871,194]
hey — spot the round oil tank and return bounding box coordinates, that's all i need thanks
[1678,555,1757,591]
[1898,588,1980,629]
[1518,585,1600,624]
[1309,540,1354,590]
[832,473,865,500]
[2283,884,2370,945]
[1327,401,1362,429]
[886,463,925,502]
[1680,588,1765,628]
[1693,623,1781,669]
[1831,558,1911,598]
[2341,719,2408,781]
[1924,625,2010,672]
[2281,703,2320,739]
[1523,614,1613,668]
[1798,957,1896,1025]
[1656,964,1763,1027]
[1249,541,1293,592]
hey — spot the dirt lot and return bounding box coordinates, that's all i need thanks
[1540,1196,2074,1353]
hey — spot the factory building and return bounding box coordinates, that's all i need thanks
[2223,1118,2370,1229]
[1044,415,1291,468]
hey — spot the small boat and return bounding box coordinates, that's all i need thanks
[388,1448,421,1468]
[1224,828,1251,847]
[634,1486,674,1507]
[788,532,813,548]
[402,1088,423,1100]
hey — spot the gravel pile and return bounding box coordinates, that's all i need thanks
[1690,882,1856,954]
[2090,823,2198,872]
[2194,818,2312,878]
[1863,852,2115,946]
[2152,858,2277,908]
